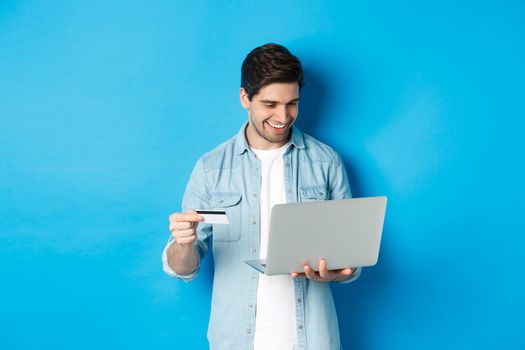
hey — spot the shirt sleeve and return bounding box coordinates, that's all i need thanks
[328,151,352,200]
[329,151,362,284]
[162,158,213,282]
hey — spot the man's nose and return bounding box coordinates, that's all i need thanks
[274,105,288,122]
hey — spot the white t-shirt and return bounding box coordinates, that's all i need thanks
[251,145,298,350]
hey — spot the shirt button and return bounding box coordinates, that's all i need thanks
[319,191,324,196]
[249,304,253,308]
[247,329,252,334]
[252,220,256,225]
[252,248,257,253]
[253,193,257,198]
[287,189,292,193]
[298,325,303,330]
[297,298,302,303]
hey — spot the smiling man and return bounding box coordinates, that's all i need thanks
[163,43,361,350]
[242,82,300,149]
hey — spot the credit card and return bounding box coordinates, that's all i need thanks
[196,209,229,224]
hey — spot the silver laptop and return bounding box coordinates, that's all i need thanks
[245,196,387,275]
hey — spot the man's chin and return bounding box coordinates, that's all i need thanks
[263,130,290,144]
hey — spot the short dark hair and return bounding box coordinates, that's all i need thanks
[241,43,304,100]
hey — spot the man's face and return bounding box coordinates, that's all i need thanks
[240,82,300,150]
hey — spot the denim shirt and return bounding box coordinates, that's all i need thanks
[163,123,361,350]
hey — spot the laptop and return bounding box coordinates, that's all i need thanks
[244,196,387,275]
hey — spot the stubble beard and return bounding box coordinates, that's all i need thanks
[254,120,291,145]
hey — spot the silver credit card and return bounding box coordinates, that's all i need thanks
[196,209,229,224]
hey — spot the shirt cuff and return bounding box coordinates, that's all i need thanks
[162,238,200,282]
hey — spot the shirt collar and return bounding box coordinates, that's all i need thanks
[233,121,305,155]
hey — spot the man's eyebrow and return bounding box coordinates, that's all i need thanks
[260,98,300,104]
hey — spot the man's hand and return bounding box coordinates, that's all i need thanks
[291,259,354,282]
[168,211,204,246]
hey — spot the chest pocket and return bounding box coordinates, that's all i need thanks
[210,192,242,242]
[299,184,329,202]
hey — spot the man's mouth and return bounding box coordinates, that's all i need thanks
[265,121,287,132]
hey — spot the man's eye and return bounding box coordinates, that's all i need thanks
[265,104,276,108]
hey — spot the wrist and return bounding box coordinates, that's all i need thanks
[174,240,195,248]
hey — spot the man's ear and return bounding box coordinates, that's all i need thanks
[240,88,250,109]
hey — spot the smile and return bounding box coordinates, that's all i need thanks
[266,121,287,129]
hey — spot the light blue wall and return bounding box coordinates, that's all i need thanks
[1,1,524,349]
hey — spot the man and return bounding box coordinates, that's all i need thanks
[163,43,361,350]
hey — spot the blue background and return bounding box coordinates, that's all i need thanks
[1,1,524,349]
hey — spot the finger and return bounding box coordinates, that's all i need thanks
[328,268,353,281]
[341,268,353,276]
[331,267,352,274]
[170,228,196,239]
[173,212,204,222]
[291,272,307,278]
[170,221,195,231]
[318,258,328,279]
[303,265,318,280]
[170,212,204,223]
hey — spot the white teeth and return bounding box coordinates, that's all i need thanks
[267,122,286,129]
